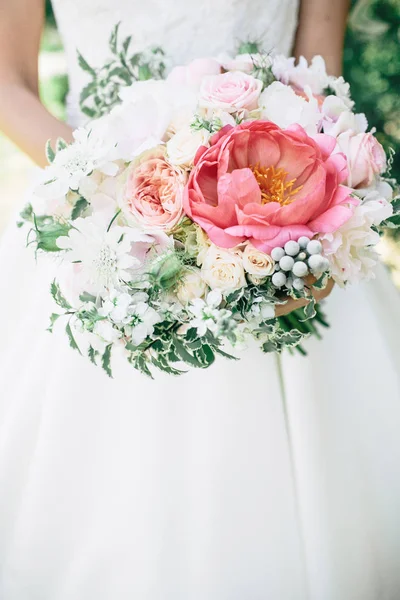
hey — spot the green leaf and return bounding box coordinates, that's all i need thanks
[302,298,317,321]
[151,355,186,376]
[81,105,98,118]
[79,291,97,304]
[214,347,238,361]
[45,140,56,164]
[109,22,121,55]
[122,35,132,56]
[66,322,82,355]
[102,344,113,378]
[134,354,153,378]
[172,336,203,368]
[195,344,215,367]
[77,50,96,76]
[47,313,62,333]
[312,272,330,290]
[56,138,68,152]
[80,82,96,104]
[138,64,152,81]
[262,340,278,353]
[88,346,98,366]
[34,218,71,253]
[71,197,90,220]
[51,280,72,310]
[19,203,33,223]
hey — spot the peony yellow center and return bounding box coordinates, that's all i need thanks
[251,165,303,206]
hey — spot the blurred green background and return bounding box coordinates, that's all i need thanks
[1,0,399,282]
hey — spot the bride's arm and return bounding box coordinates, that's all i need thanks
[294,0,350,75]
[0,0,73,168]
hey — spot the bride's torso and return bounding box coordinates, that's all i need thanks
[51,0,299,126]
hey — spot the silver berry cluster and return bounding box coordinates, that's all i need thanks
[270,237,330,292]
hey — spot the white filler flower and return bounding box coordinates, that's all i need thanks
[57,216,154,294]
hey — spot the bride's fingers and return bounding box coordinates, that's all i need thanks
[274,278,335,317]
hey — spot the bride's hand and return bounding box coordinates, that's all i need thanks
[275,277,335,317]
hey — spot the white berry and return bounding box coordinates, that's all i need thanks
[271,247,285,261]
[307,240,323,255]
[284,240,300,256]
[298,236,310,249]
[308,254,324,272]
[297,252,307,261]
[272,272,287,288]
[321,257,331,272]
[279,256,295,271]
[293,277,305,291]
[292,261,309,278]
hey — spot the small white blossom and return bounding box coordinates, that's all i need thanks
[188,290,233,337]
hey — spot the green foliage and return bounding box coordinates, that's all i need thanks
[345,0,400,183]
[77,23,166,118]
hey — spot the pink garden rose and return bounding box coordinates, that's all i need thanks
[199,72,263,113]
[124,147,186,230]
[336,131,386,189]
[184,121,356,252]
[167,58,222,87]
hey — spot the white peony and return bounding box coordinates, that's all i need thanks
[242,244,275,277]
[272,54,329,95]
[201,245,246,293]
[176,269,207,304]
[167,126,211,167]
[321,95,367,138]
[259,81,321,134]
[320,196,393,286]
[327,75,354,110]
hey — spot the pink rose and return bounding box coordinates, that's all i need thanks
[336,131,386,189]
[199,72,263,113]
[184,121,356,253]
[167,58,222,87]
[123,147,186,230]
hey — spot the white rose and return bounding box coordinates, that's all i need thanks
[201,245,246,293]
[177,270,207,304]
[167,126,211,167]
[243,244,275,277]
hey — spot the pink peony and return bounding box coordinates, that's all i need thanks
[167,58,222,87]
[199,71,263,113]
[336,131,386,189]
[183,121,356,252]
[123,148,186,230]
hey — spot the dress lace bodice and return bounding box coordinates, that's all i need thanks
[51,0,299,127]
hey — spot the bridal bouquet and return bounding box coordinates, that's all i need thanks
[20,27,399,377]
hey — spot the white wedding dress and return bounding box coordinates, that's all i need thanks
[0,1,400,598]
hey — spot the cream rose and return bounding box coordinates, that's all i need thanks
[166,126,211,167]
[199,71,263,113]
[201,245,246,292]
[242,244,275,277]
[177,269,207,304]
